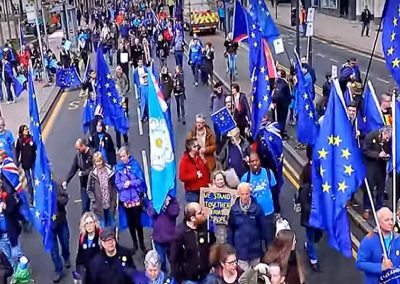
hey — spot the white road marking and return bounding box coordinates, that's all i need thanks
[377,77,390,84]
[137,107,143,136]
[74,199,82,203]
[329,58,339,63]
[316,53,326,58]
[141,150,151,199]
[361,71,366,75]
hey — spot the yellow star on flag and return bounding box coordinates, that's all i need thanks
[333,135,342,146]
[263,95,268,101]
[260,66,266,73]
[341,148,351,159]
[388,47,395,56]
[308,111,314,118]
[392,31,396,42]
[338,181,348,192]
[318,148,328,159]
[305,104,310,110]
[322,181,331,193]
[393,58,400,68]
[52,214,57,221]
[344,164,354,176]
[328,135,335,145]
[394,17,399,27]
[303,93,308,99]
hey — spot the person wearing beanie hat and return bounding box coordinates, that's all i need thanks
[87,227,136,284]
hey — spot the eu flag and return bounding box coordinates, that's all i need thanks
[251,40,272,139]
[294,52,318,145]
[248,0,280,43]
[232,0,248,42]
[361,80,385,133]
[246,11,263,78]
[382,0,400,88]
[96,48,129,134]
[148,72,176,213]
[310,80,365,257]
[258,121,284,191]
[55,67,82,89]
[211,107,236,134]
[27,70,57,252]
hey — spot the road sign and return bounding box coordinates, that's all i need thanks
[307,7,315,22]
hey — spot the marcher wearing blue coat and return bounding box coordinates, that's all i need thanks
[188,37,203,86]
[356,231,400,284]
[227,196,264,263]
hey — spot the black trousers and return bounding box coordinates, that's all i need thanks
[115,131,129,149]
[125,206,144,249]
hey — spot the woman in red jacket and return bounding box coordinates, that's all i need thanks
[17,46,30,69]
[179,138,210,203]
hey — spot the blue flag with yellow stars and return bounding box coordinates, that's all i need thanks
[246,11,263,78]
[211,107,236,134]
[310,80,365,258]
[382,0,400,88]
[55,67,81,89]
[27,70,57,252]
[96,47,129,134]
[257,121,284,191]
[294,52,318,145]
[361,80,385,133]
[248,0,280,43]
[250,39,272,139]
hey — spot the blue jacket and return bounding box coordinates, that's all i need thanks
[356,232,400,284]
[227,197,264,261]
[188,42,203,65]
[115,157,146,203]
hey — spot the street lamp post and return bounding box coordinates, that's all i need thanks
[295,0,300,56]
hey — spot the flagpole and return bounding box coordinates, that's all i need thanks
[392,93,397,223]
[361,18,382,95]
[18,18,22,50]
[364,178,388,259]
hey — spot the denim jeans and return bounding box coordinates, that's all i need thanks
[50,220,70,273]
[24,169,34,204]
[227,54,237,78]
[99,208,115,228]
[305,226,318,264]
[5,80,13,102]
[0,233,12,268]
[80,182,91,214]
[185,191,200,203]
[154,241,169,273]
[175,94,185,121]
[0,77,3,101]
[191,62,200,83]
[175,51,183,67]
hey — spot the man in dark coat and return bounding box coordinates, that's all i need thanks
[272,69,292,138]
[361,126,391,220]
[87,227,135,284]
[227,182,264,271]
[170,202,215,283]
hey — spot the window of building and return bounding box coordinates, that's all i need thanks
[321,0,337,9]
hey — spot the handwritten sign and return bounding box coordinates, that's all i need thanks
[200,187,238,225]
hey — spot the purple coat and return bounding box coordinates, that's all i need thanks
[115,166,145,203]
[147,198,180,244]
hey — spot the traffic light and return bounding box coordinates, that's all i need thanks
[291,8,296,26]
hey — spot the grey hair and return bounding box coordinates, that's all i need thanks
[144,250,161,269]
[195,113,206,121]
[117,146,130,156]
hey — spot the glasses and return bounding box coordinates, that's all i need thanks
[85,221,94,225]
[225,259,238,265]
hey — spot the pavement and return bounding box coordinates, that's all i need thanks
[268,3,384,59]
[1,29,64,138]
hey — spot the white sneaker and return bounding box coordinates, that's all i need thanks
[195,82,198,86]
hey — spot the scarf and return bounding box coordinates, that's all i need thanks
[239,198,251,213]
[149,271,166,284]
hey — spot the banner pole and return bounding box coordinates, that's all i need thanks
[364,178,388,259]
[392,93,397,223]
